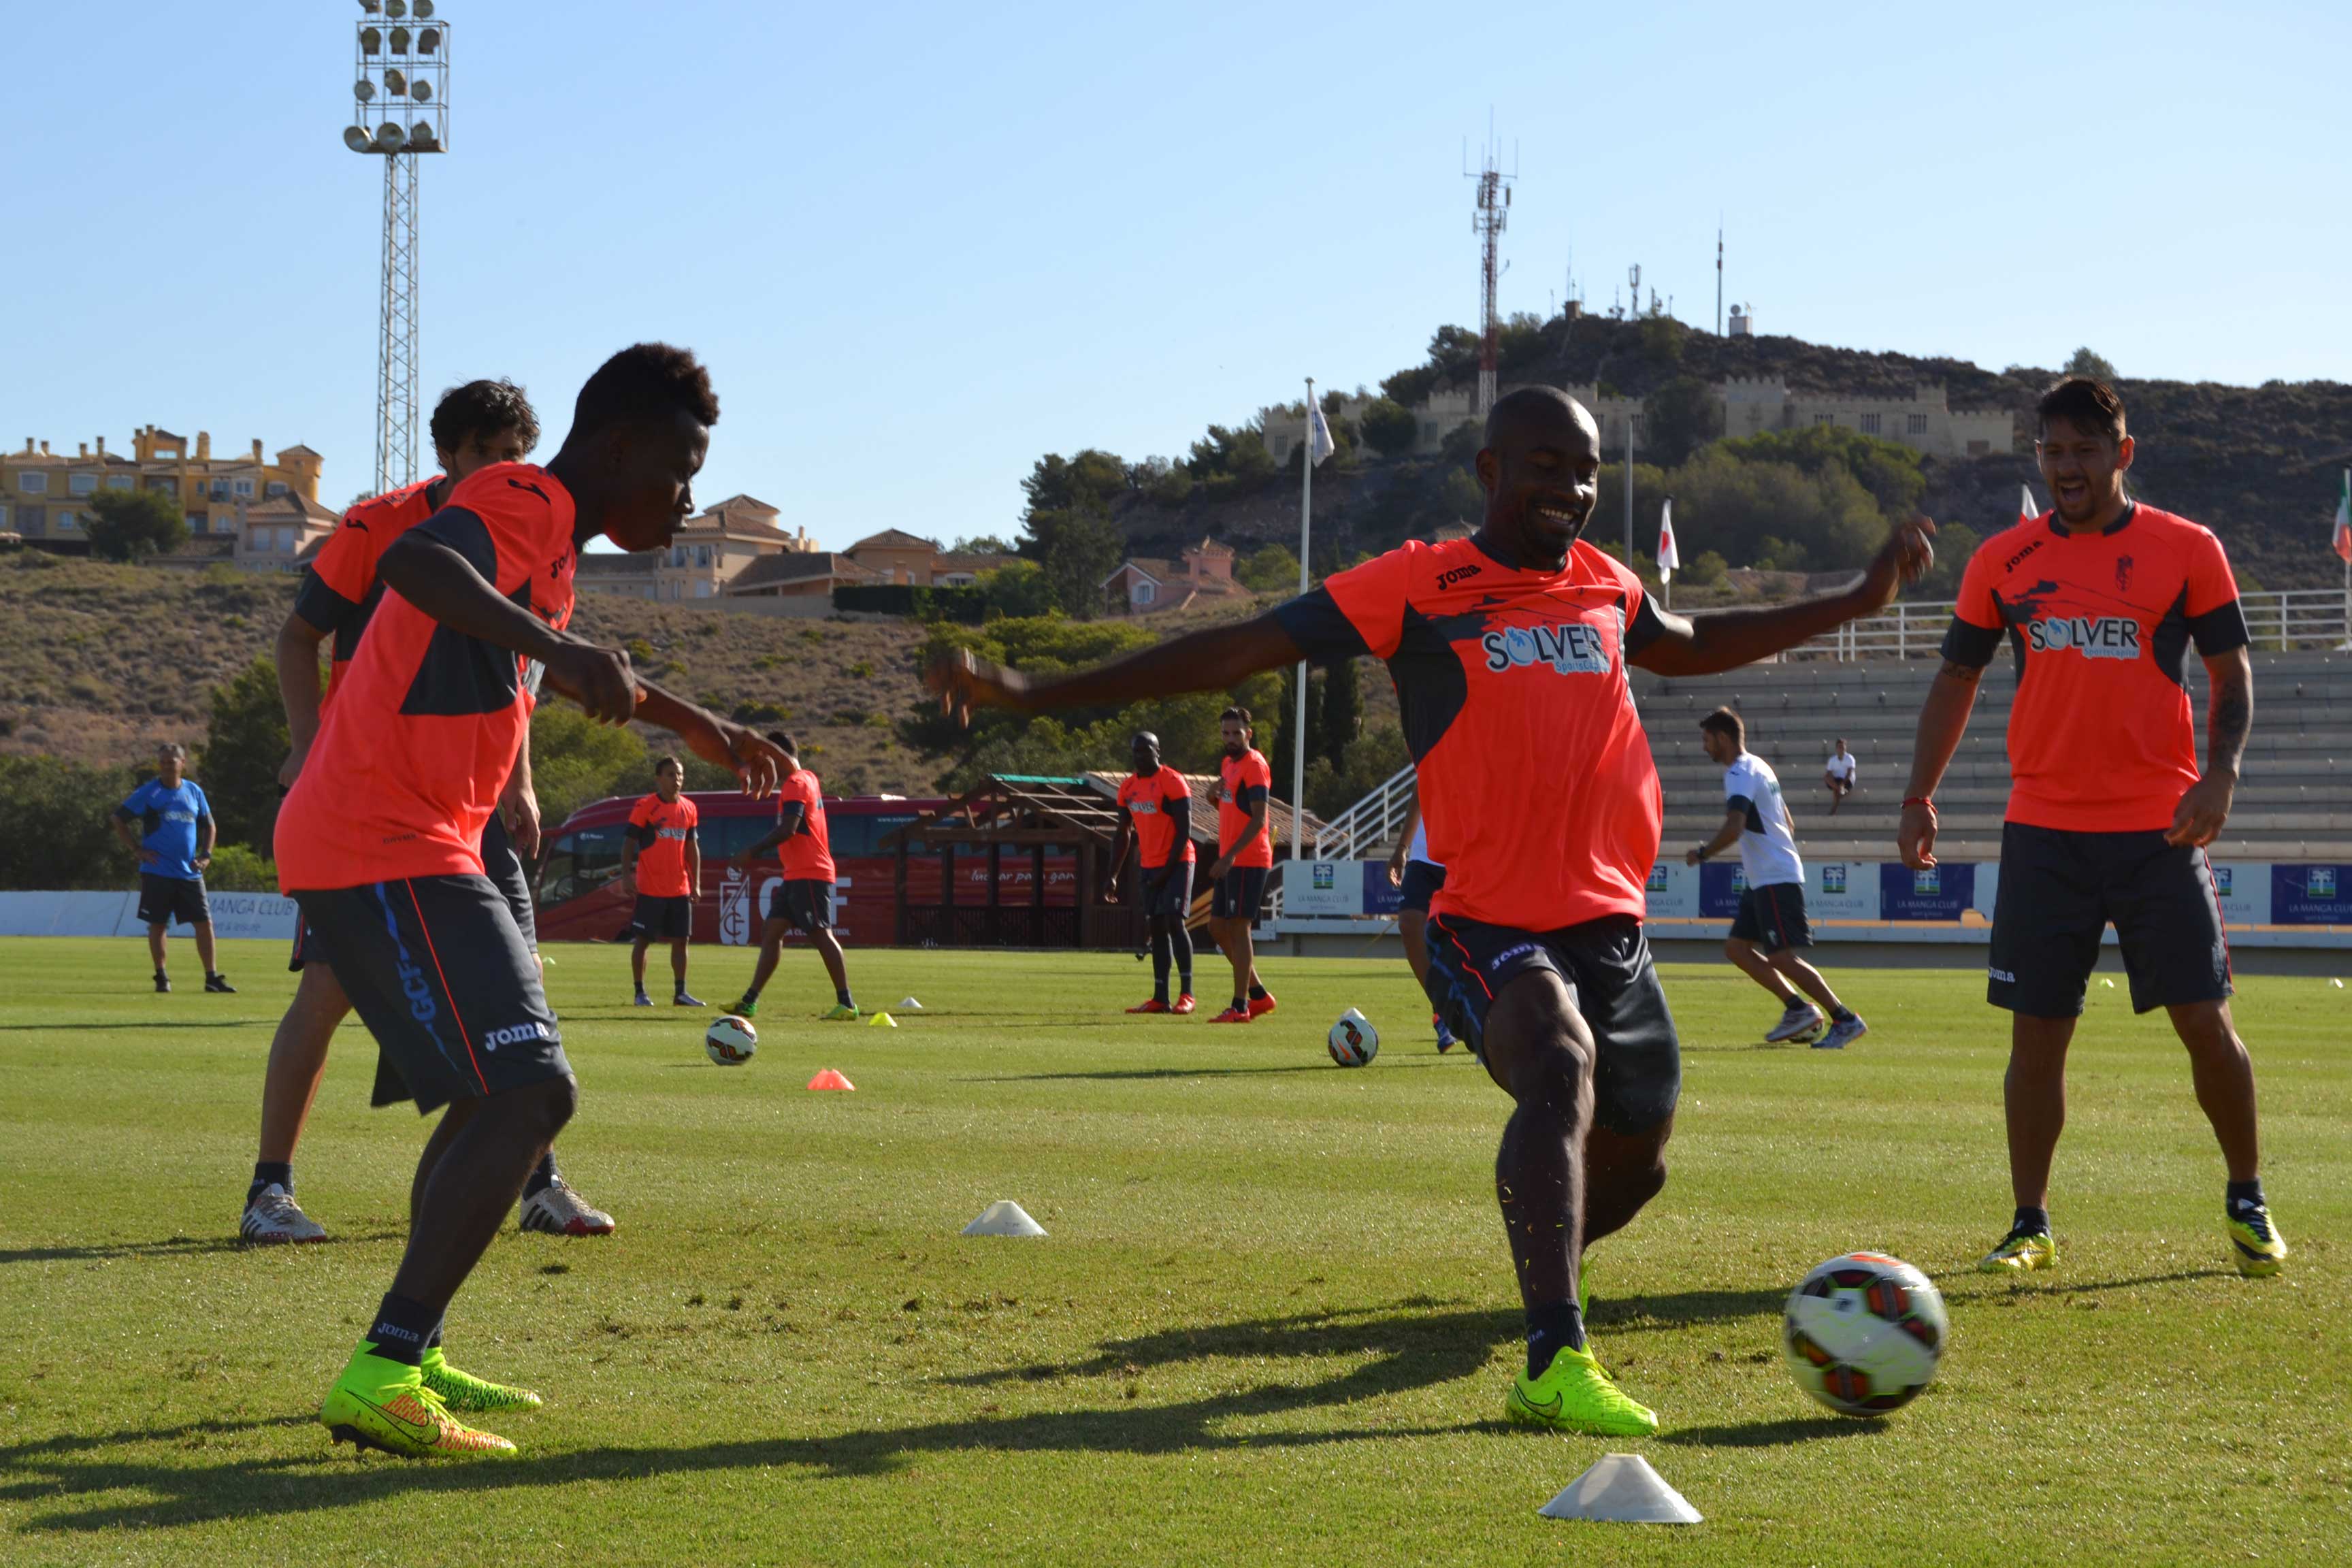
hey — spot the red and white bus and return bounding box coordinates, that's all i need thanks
[535,791,945,950]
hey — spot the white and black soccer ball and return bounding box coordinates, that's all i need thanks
[705,1014,758,1066]
[1783,1252,1947,1416]
[1327,1007,1379,1067]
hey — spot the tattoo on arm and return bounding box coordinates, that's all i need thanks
[2208,661,2253,775]
[1938,658,1984,685]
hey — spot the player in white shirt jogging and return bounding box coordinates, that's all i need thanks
[1823,738,1857,815]
[1685,707,1867,1049]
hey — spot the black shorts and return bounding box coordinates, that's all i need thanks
[137,874,210,929]
[1422,912,1681,1137]
[293,814,534,972]
[1138,859,1193,920]
[1398,860,1446,915]
[1211,864,1269,921]
[767,879,836,933]
[292,875,568,1115]
[1989,822,2232,1017]
[627,894,693,941]
[1729,882,1811,952]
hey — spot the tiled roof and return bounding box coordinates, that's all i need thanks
[725,551,883,593]
[848,528,938,554]
[576,551,659,577]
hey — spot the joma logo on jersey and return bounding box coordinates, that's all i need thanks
[1437,562,1484,590]
[2027,615,2140,658]
[1483,623,1612,675]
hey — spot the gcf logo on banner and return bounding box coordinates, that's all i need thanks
[719,867,768,947]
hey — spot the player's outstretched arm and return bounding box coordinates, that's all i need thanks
[732,809,802,869]
[275,612,330,788]
[1897,661,1984,868]
[2168,645,2253,847]
[926,612,1304,724]
[376,532,636,722]
[632,682,786,798]
[1630,518,1936,677]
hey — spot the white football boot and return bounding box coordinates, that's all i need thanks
[519,1176,617,1237]
[1765,1000,1827,1043]
[241,1183,327,1244]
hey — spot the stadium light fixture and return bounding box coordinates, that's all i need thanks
[417,26,439,52]
[361,25,381,52]
[385,0,406,16]
[410,79,432,101]
[342,125,370,151]
[415,0,435,16]
[389,25,410,52]
[384,67,407,94]
[354,78,376,101]
[373,121,406,151]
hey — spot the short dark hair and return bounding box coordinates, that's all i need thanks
[429,378,540,459]
[766,730,798,759]
[653,753,682,777]
[1220,706,1252,728]
[2037,376,2126,444]
[572,342,719,437]
[1698,707,1744,745]
[1132,730,1160,750]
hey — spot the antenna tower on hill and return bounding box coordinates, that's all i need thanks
[1465,122,1516,417]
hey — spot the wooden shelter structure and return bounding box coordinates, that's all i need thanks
[881,771,1322,950]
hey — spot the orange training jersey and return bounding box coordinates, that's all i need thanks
[1944,505,2249,833]
[1118,766,1195,868]
[774,768,835,881]
[293,476,442,708]
[628,792,700,898]
[1218,749,1275,868]
[1274,535,1664,931]
[275,463,579,889]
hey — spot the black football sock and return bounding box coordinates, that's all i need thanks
[523,1151,557,1202]
[2013,1205,2051,1237]
[1525,1298,1587,1378]
[364,1292,437,1365]
[1150,927,1173,1002]
[249,1161,293,1203]
[2226,1177,2266,1214]
[1247,982,1269,1001]
[837,987,855,1008]
[1171,920,1194,993]
[1829,1003,1857,1022]
[426,1320,444,1352]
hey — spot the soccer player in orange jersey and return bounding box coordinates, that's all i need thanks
[622,755,703,1007]
[729,732,859,1020]
[1203,708,1277,1023]
[244,379,623,1247]
[931,386,1931,1435]
[1106,729,1198,1013]
[1899,376,2285,1280]
[280,344,788,1458]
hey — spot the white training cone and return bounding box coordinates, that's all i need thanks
[2100,978,2116,989]
[1538,1454,1703,1525]
[898,996,925,1011]
[961,1200,1047,1238]
[2332,979,2345,989]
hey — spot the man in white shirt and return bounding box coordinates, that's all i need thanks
[1686,708,1867,1049]
[1823,739,1857,815]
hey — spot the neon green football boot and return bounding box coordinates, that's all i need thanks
[822,1003,860,1022]
[730,993,760,1019]
[1976,1227,2057,1274]
[1505,1344,1659,1437]
[319,1346,519,1458]
[2226,1203,2288,1278]
[420,1345,544,1413]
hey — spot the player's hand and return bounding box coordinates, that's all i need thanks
[1102,877,1120,904]
[706,719,786,798]
[1386,849,1405,888]
[2166,772,2236,847]
[137,849,161,866]
[278,745,309,791]
[1684,847,1703,867]
[1206,856,1231,881]
[1897,799,1938,869]
[925,645,1030,728]
[194,855,211,872]
[546,642,638,725]
[502,781,542,858]
[1855,515,1938,614]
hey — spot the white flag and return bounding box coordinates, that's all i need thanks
[2019,483,2038,525]
[1307,402,1336,467]
[1656,496,1679,582]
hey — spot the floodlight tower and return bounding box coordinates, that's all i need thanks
[1465,132,1516,418]
[344,1,451,495]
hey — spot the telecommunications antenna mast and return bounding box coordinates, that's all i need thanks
[343,1,451,495]
[1465,125,1517,417]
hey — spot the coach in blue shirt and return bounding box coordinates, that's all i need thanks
[112,742,233,994]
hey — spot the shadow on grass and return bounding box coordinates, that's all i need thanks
[972,1059,1456,1083]
[0,1019,252,1033]
[0,1229,404,1267]
[1659,1415,1885,1448]
[1588,1287,1785,1335]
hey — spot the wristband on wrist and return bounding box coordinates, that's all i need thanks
[1901,796,1935,809]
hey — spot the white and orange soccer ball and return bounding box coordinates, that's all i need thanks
[704,1015,757,1066]
[1326,1008,1379,1067]
[1782,1252,1947,1416]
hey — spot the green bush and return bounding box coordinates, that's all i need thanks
[204,843,278,892]
[84,487,189,563]
[0,755,138,889]
[529,702,651,832]
[1358,397,1420,458]
[1237,544,1301,594]
[199,655,289,853]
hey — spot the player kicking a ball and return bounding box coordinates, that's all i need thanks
[1105,730,1198,1013]
[1686,707,1865,1049]
[244,381,615,1245]
[1899,375,2286,1280]
[622,755,703,1008]
[276,344,787,1458]
[932,386,1932,1435]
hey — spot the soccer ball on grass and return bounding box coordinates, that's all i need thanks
[705,1015,758,1066]
[1326,1008,1378,1067]
[1782,1251,1946,1416]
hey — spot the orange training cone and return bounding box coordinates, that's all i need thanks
[806,1068,855,1092]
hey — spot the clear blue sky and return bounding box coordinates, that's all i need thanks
[3,1,2344,549]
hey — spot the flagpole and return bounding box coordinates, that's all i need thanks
[1292,378,1313,867]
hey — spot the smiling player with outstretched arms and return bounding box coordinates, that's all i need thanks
[1897,376,2284,1281]
[932,385,1933,1436]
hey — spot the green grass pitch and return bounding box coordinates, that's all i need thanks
[0,937,2345,1565]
